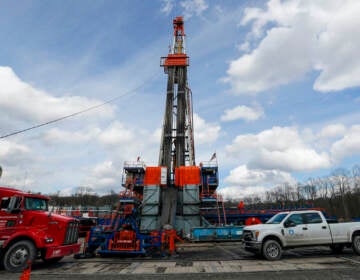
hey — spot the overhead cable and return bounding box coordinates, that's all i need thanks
[0,73,160,139]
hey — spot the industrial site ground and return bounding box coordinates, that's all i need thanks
[1,242,359,280]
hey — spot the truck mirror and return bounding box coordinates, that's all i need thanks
[1,197,10,210]
[7,196,21,214]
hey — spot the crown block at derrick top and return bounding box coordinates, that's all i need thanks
[175,166,201,187]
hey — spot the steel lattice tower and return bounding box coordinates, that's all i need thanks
[159,16,195,226]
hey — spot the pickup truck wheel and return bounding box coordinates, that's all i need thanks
[262,240,282,261]
[3,240,37,272]
[330,244,344,254]
[353,235,360,255]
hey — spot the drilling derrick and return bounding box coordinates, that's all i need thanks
[159,16,195,227]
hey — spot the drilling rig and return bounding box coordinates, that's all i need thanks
[158,16,196,228]
[79,17,224,258]
[118,16,215,237]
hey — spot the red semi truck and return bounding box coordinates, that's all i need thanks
[0,187,81,272]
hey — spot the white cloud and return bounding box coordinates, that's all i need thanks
[42,127,101,144]
[221,105,264,122]
[193,113,220,144]
[318,124,347,139]
[0,66,114,125]
[224,164,295,186]
[160,0,208,19]
[160,0,175,15]
[331,125,360,161]
[98,121,160,165]
[220,165,295,199]
[82,161,121,192]
[98,121,135,146]
[226,126,331,172]
[237,41,250,52]
[219,185,268,200]
[253,147,331,172]
[180,0,208,19]
[224,0,360,94]
[0,140,31,166]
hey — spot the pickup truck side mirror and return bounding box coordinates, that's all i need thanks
[284,221,296,228]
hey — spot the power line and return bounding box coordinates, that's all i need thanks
[0,73,160,139]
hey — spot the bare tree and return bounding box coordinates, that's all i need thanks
[331,168,351,219]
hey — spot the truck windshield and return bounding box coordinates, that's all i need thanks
[266,213,288,224]
[25,197,48,211]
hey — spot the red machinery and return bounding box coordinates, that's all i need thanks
[0,187,81,272]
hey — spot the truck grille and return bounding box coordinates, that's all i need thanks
[242,230,253,241]
[64,221,79,245]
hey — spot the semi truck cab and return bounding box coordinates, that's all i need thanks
[0,187,81,272]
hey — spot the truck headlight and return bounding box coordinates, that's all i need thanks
[45,237,54,243]
[252,230,260,240]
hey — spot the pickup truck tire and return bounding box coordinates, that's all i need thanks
[262,239,282,261]
[330,244,344,254]
[3,240,37,272]
[353,235,360,255]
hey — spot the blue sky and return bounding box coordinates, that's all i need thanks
[0,0,359,198]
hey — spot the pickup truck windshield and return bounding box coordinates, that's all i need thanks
[25,197,48,211]
[266,213,288,224]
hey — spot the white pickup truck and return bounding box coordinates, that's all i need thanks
[242,210,360,260]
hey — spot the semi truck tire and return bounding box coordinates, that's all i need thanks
[262,239,282,261]
[3,240,37,272]
[353,235,360,255]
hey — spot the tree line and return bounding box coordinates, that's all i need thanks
[230,165,360,220]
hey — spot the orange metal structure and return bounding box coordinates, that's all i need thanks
[175,166,201,187]
[144,166,166,186]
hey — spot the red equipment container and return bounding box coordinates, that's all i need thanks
[175,166,201,187]
[144,166,167,186]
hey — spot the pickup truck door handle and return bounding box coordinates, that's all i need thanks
[302,227,308,230]
[322,226,327,229]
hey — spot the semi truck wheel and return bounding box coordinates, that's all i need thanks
[3,240,37,272]
[353,235,360,255]
[262,239,282,261]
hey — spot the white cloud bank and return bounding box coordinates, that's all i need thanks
[224,0,360,94]
[222,122,360,199]
[226,126,331,172]
[193,113,220,145]
[331,125,360,162]
[0,66,114,125]
[219,165,296,199]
